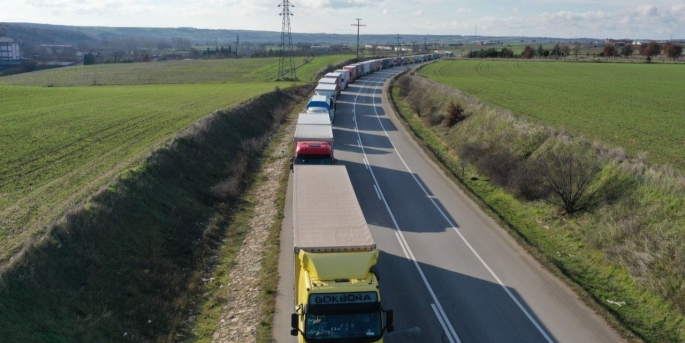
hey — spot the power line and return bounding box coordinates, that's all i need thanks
[351,18,366,58]
[278,0,296,80]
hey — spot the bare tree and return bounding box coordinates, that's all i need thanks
[444,100,465,127]
[639,41,661,59]
[535,148,603,215]
[603,43,617,58]
[561,45,570,57]
[572,42,581,57]
[523,45,534,59]
[406,88,429,117]
[398,75,411,97]
[621,44,633,58]
[664,42,683,61]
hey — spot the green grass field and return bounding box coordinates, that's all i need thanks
[420,60,685,171]
[0,54,355,265]
[0,55,355,86]
[0,83,279,265]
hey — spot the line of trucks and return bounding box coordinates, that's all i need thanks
[294,53,442,171]
[288,54,441,343]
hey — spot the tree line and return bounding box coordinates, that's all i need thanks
[466,41,683,61]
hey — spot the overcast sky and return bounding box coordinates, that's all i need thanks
[2,0,684,40]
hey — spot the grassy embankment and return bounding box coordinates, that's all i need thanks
[389,60,685,342]
[0,54,353,342]
[183,90,307,343]
[422,60,685,171]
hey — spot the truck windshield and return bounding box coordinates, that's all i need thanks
[295,156,333,165]
[305,311,382,342]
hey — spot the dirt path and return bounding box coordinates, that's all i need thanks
[211,118,296,343]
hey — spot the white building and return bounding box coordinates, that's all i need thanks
[0,36,21,60]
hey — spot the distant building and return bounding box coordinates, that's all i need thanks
[0,36,22,60]
[605,38,632,47]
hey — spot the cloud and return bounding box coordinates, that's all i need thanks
[635,5,658,17]
[5,0,685,39]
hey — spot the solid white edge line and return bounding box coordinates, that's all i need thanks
[367,65,554,343]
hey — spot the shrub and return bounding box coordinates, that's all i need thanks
[398,76,411,97]
[209,176,241,200]
[508,161,549,200]
[459,142,489,164]
[444,100,466,127]
[240,137,265,156]
[425,112,445,126]
[535,147,604,215]
[405,88,429,117]
[476,148,522,187]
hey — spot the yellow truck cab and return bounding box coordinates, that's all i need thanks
[291,165,393,343]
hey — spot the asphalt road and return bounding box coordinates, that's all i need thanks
[273,65,625,343]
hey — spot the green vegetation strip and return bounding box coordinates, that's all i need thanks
[0,88,307,343]
[0,83,278,266]
[389,73,685,342]
[185,92,308,342]
[420,60,685,171]
[0,55,355,86]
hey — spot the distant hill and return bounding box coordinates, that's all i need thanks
[0,22,585,47]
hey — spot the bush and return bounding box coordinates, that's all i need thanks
[209,176,241,200]
[476,148,522,187]
[444,100,466,127]
[535,147,604,215]
[508,161,549,200]
[459,142,489,164]
[405,88,429,117]
[425,112,445,126]
[398,76,411,98]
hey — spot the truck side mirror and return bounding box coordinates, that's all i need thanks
[385,310,394,333]
[291,313,299,336]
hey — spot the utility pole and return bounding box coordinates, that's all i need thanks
[395,34,402,57]
[278,0,296,80]
[352,19,365,58]
[235,33,240,58]
[424,37,427,51]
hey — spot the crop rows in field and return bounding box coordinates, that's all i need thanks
[0,54,355,87]
[421,60,685,170]
[0,83,277,264]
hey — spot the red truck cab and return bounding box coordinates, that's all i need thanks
[290,141,336,171]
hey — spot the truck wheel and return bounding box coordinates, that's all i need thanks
[370,266,380,281]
